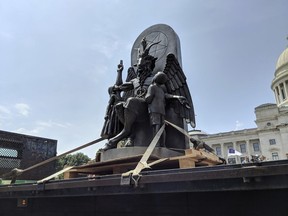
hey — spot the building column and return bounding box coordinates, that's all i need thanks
[284,80,288,100]
[245,140,250,155]
[232,142,239,163]
[276,86,282,103]
[274,89,280,105]
[220,143,224,157]
[246,140,251,161]
[233,142,236,150]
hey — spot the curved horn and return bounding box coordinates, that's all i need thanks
[143,40,161,57]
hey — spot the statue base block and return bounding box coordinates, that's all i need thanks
[100,147,184,162]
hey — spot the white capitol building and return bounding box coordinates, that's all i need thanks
[189,46,288,164]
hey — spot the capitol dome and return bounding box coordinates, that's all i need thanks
[271,47,288,107]
[275,47,288,72]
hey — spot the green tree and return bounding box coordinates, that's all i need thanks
[56,152,91,171]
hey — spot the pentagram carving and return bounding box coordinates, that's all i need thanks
[131,24,182,71]
[138,31,168,62]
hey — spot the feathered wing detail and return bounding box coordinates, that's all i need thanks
[122,66,137,101]
[163,53,196,128]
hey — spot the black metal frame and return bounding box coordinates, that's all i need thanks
[1,160,288,215]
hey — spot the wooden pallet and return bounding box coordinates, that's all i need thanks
[170,148,224,168]
[64,148,224,179]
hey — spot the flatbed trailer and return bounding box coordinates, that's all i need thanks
[0,160,288,216]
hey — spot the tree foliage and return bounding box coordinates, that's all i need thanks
[56,152,91,171]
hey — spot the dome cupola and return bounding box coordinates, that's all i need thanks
[275,47,288,72]
[271,46,288,107]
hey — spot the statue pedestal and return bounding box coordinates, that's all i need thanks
[100,147,184,162]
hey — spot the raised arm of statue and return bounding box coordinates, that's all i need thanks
[115,60,124,86]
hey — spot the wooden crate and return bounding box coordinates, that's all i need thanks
[64,149,224,179]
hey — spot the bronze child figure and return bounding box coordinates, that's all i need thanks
[145,71,189,147]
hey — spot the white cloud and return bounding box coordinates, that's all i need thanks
[14,103,30,116]
[0,105,11,115]
[0,105,11,121]
[235,120,243,130]
[90,33,120,59]
[37,120,72,128]
[15,127,43,135]
[14,120,72,136]
[92,42,119,59]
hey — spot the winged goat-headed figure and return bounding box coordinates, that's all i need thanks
[101,38,195,150]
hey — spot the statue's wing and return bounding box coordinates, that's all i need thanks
[125,66,137,82]
[163,53,196,128]
[122,67,137,101]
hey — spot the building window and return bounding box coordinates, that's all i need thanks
[227,145,233,150]
[253,143,260,152]
[272,152,279,160]
[215,146,221,156]
[0,148,18,157]
[0,147,20,168]
[269,139,276,145]
[239,144,246,153]
[280,83,286,100]
[227,158,236,164]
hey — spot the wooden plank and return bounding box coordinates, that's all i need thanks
[69,161,139,175]
[169,148,223,169]
[64,170,80,179]
[178,157,196,168]
[66,158,168,178]
[198,149,222,161]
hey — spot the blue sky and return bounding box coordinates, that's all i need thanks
[0,0,287,158]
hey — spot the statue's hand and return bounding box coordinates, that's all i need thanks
[178,96,191,109]
[113,85,125,92]
[117,62,124,72]
[113,85,120,90]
